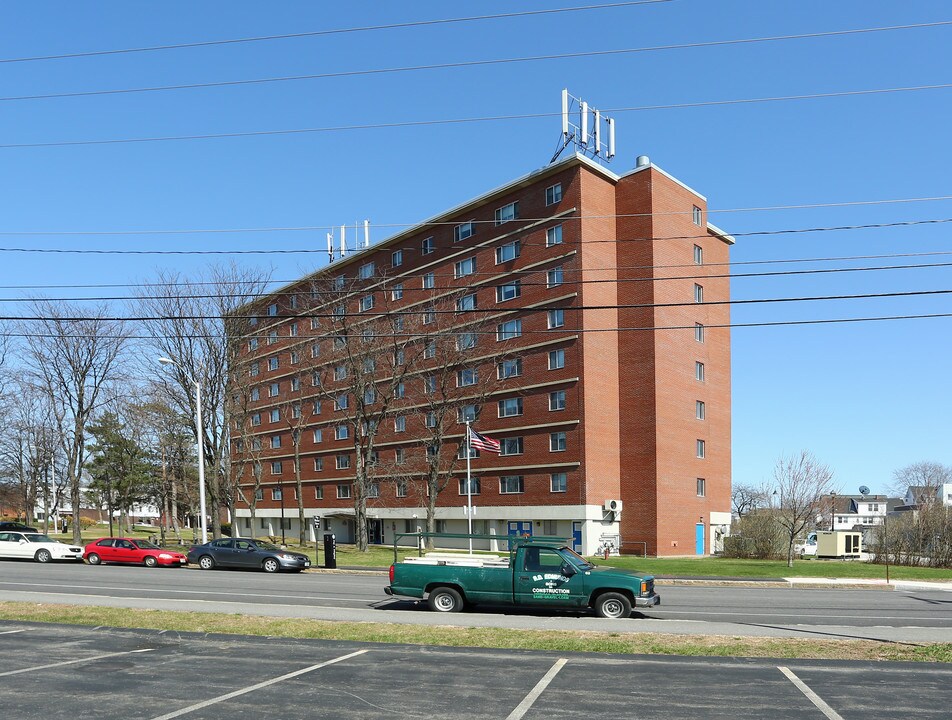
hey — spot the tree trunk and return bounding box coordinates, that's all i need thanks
[295,439,305,545]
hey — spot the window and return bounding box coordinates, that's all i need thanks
[459,444,480,460]
[456,293,477,312]
[394,416,406,432]
[696,439,706,458]
[495,202,518,225]
[272,487,283,500]
[423,375,436,394]
[548,349,565,369]
[693,205,702,226]
[269,408,280,423]
[547,309,565,329]
[423,341,436,359]
[436,519,448,533]
[496,319,522,340]
[270,435,281,449]
[311,342,321,359]
[335,393,349,410]
[271,461,282,475]
[697,478,706,497]
[496,280,521,302]
[694,244,703,265]
[248,338,258,351]
[249,315,258,327]
[268,382,279,397]
[289,323,298,338]
[500,437,523,456]
[334,365,347,381]
[457,368,478,387]
[546,225,563,247]
[363,387,377,405]
[337,484,352,499]
[313,428,323,443]
[695,361,705,382]
[695,323,704,343]
[425,411,437,429]
[290,376,301,392]
[498,397,523,417]
[422,305,435,324]
[333,303,345,318]
[456,332,477,351]
[394,448,406,465]
[454,222,474,241]
[422,272,435,290]
[251,413,261,426]
[336,455,351,470]
[549,390,566,411]
[268,357,279,371]
[290,350,299,365]
[543,520,558,536]
[250,362,260,377]
[310,317,320,330]
[694,283,704,303]
[396,479,408,497]
[394,382,405,399]
[550,432,567,452]
[367,483,379,499]
[359,295,374,312]
[250,387,260,401]
[421,236,435,255]
[457,404,478,423]
[333,335,346,349]
[696,400,705,420]
[254,489,263,501]
[267,329,278,345]
[391,284,403,301]
[358,262,375,280]
[497,357,522,379]
[550,473,567,493]
[426,445,438,458]
[499,475,524,494]
[333,275,345,291]
[495,240,521,263]
[459,477,481,495]
[335,425,349,441]
[267,303,278,317]
[546,267,564,288]
[315,485,324,499]
[392,249,403,267]
[545,183,562,205]
[454,257,476,278]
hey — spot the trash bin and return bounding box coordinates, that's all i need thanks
[323,533,337,569]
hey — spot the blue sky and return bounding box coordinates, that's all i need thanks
[1,1,949,495]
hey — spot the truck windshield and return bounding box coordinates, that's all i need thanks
[560,547,593,570]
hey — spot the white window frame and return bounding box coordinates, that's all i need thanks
[696,400,705,420]
[454,257,476,278]
[546,225,563,247]
[358,262,375,280]
[496,281,521,302]
[549,390,566,411]
[550,473,567,493]
[496,319,522,341]
[494,202,518,225]
[499,475,524,494]
[392,249,403,267]
[421,236,435,255]
[697,439,706,458]
[498,397,523,418]
[495,240,521,264]
[547,309,565,329]
[550,432,567,452]
[454,222,474,242]
[545,183,562,206]
[548,349,565,370]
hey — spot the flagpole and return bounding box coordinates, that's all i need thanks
[466,420,473,554]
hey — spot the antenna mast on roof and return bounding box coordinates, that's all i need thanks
[550,88,615,165]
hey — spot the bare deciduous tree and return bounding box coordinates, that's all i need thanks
[731,482,769,518]
[889,461,952,504]
[770,451,837,567]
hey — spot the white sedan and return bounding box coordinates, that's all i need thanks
[0,531,84,563]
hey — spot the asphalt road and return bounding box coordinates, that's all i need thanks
[0,622,949,719]
[1,561,951,642]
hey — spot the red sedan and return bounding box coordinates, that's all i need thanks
[84,538,188,568]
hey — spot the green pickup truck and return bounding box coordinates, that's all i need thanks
[385,534,660,619]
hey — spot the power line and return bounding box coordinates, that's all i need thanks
[3,82,950,150]
[3,21,949,103]
[0,2,673,65]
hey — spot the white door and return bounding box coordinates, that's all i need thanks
[0,533,19,558]
[0,533,31,558]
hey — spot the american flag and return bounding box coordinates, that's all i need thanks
[468,427,500,454]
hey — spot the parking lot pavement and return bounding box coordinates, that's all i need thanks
[0,621,949,719]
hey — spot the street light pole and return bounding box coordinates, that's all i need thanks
[830,492,837,532]
[159,357,208,545]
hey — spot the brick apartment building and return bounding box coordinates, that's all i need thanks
[231,152,732,556]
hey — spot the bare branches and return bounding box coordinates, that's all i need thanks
[771,451,837,567]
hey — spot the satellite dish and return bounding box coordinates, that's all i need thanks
[858,485,870,496]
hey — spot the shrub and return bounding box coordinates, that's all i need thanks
[723,512,786,559]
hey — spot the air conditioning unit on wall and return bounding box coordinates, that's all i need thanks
[604,499,623,515]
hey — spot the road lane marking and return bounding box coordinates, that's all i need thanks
[778,666,845,720]
[0,581,369,603]
[149,649,369,720]
[0,629,25,635]
[0,590,375,611]
[0,648,153,677]
[505,658,567,720]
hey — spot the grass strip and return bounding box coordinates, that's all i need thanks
[0,601,948,663]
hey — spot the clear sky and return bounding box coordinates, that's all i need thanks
[1,1,949,496]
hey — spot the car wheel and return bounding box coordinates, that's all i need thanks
[34,549,53,564]
[427,587,464,613]
[594,592,632,619]
[262,558,280,573]
[87,553,101,565]
[144,556,158,568]
[198,555,215,570]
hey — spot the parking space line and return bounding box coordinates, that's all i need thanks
[0,629,25,635]
[148,649,370,720]
[778,666,845,720]
[505,658,567,720]
[0,648,154,677]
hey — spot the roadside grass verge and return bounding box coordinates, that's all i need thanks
[0,602,949,663]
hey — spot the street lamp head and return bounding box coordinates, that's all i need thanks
[158,357,175,365]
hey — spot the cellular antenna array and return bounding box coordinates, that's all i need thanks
[551,88,616,164]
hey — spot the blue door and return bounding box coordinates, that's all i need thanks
[695,523,705,555]
[508,521,532,537]
[572,522,582,552]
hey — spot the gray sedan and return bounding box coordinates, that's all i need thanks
[187,538,311,573]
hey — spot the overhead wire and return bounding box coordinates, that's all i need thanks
[3,21,949,103]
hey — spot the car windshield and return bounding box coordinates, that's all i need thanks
[560,546,594,570]
[254,541,284,552]
[135,540,161,549]
[25,534,54,543]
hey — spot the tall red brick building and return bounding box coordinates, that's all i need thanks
[232,153,732,556]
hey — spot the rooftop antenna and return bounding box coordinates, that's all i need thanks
[326,231,334,263]
[551,88,616,164]
[363,219,370,248]
[339,224,347,257]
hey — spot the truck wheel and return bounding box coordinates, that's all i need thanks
[595,592,632,619]
[427,587,463,613]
